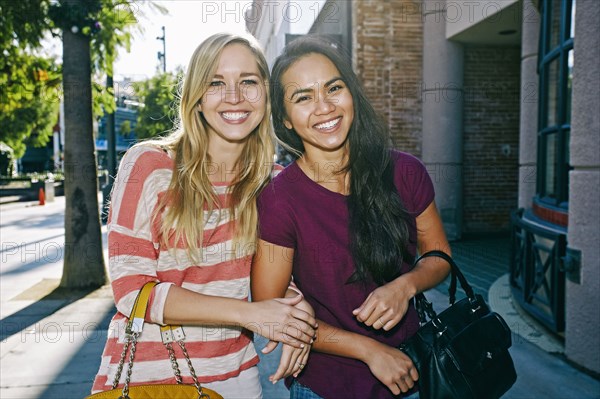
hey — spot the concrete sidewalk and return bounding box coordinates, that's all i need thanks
[1,197,599,398]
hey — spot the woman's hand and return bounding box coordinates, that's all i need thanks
[262,341,311,384]
[363,341,419,395]
[352,277,415,331]
[275,296,315,381]
[245,295,317,348]
[261,295,315,382]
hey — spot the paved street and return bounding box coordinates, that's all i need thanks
[1,197,599,398]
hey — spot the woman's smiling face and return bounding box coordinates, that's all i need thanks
[281,52,354,156]
[198,43,266,145]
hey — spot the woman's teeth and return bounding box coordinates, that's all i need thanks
[221,112,249,121]
[315,117,340,130]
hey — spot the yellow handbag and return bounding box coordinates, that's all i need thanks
[86,282,223,399]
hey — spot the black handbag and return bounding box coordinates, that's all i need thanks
[399,251,517,399]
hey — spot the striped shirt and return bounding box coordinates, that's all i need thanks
[92,145,260,394]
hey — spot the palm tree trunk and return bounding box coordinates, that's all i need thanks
[60,24,107,289]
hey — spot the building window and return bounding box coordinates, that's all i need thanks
[537,0,575,208]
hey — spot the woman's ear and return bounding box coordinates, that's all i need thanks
[197,102,202,112]
[284,119,292,130]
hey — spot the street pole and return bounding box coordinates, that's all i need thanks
[102,73,116,224]
[106,75,116,179]
[157,26,166,73]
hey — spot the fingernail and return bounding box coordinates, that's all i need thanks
[301,343,305,348]
[272,379,278,385]
[310,338,314,344]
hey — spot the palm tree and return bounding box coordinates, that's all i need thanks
[60,20,107,289]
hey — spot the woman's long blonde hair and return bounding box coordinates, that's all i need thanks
[142,32,274,259]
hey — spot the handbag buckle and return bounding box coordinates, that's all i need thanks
[468,297,482,313]
[130,317,145,334]
[161,326,186,344]
[431,317,447,336]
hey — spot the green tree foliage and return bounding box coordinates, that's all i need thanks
[0,0,50,48]
[134,72,180,140]
[0,0,165,158]
[0,52,61,158]
[119,120,132,137]
[0,0,60,158]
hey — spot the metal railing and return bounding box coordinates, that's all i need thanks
[510,209,567,333]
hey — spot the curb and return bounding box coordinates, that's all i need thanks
[489,274,564,354]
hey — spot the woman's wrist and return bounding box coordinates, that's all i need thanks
[229,300,254,328]
[285,287,302,298]
[294,298,315,317]
[390,274,418,299]
[355,335,384,364]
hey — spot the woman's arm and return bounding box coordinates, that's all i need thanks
[353,201,451,330]
[162,286,316,347]
[251,239,295,300]
[251,240,314,375]
[251,239,416,394]
[312,319,417,395]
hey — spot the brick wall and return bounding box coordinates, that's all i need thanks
[463,46,521,233]
[352,0,423,155]
[351,2,519,233]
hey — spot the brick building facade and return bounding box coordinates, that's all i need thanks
[353,0,424,156]
[462,46,520,232]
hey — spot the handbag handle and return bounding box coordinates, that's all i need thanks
[114,282,208,399]
[125,281,157,335]
[412,251,476,324]
[414,250,475,303]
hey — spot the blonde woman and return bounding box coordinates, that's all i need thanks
[92,33,317,398]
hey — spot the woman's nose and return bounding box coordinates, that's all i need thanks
[315,95,335,114]
[223,84,242,104]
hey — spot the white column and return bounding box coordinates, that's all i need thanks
[565,0,600,375]
[518,0,540,208]
[421,0,464,240]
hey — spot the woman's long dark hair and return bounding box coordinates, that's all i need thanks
[270,36,412,285]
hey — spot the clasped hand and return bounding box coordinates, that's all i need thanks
[352,277,413,331]
[262,296,315,383]
[247,295,317,349]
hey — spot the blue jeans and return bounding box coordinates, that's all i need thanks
[404,391,420,399]
[289,381,323,399]
[289,381,420,399]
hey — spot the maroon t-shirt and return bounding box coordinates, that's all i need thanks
[257,150,435,398]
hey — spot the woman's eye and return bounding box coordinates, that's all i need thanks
[241,79,258,85]
[295,95,311,103]
[210,81,224,87]
[329,84,343,93]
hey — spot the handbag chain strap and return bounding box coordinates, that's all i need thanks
[111,282,209,399]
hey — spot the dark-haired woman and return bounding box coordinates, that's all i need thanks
[251,36,451,399]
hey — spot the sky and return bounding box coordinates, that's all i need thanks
[40,1,324,82]
[112,0,321,81]
[113,0,253,81]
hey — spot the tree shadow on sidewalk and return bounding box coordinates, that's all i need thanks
[25,305,115,399]
[1,282,99,341]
